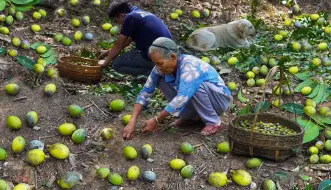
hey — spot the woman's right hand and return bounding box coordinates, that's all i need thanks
[123,121,136,140]
[98,49,109,60]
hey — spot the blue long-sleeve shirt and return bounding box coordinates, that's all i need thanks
[136,54,231,116]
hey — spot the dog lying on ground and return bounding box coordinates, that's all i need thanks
[186,19,256,51]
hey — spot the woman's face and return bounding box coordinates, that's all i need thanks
[150,51,177,74]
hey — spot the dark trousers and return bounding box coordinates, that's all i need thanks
[111,49,154,76]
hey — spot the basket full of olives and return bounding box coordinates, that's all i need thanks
[227,113,304,161]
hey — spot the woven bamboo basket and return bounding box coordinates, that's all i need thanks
[228,113,304,161]
[57,56,102,83]
[227,66,304,161]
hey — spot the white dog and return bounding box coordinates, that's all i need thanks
[186,19,256,51]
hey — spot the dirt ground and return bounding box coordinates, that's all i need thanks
[1,0,330,189]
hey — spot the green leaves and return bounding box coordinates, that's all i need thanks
[238,89,248,103]
[11,0,35,4]
[236,104,251,116]
[299,174,310,181]
[294,79,316,92]
[296,117,319,143]
[31,42,57,65]
[318,180,331,190]
[313,83,328,104]
[310,114,331,126]
[280,103,304,115]
[15,5,33,12]
[0,0,6,12]
[295,71,311,81]
[16,56,35,70]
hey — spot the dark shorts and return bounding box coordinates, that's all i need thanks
[111,49,154,76]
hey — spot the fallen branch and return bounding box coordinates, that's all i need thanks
[82,104,93,110]
[203,143,215,156]
[89,99,107,116]
[12,96,28,102]
[310,164,331,171]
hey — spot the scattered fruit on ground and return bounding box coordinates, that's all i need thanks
[11,37,21,47]
[96,168,110,179]
[57,171,81,189]
[102,23,112,31]
[11,136,25,153]
[308,146,319,155]
[8,7,15,16]
[325,128,331,139]
[58,123,77,136]
[324,140,331,151]
[169,158,186,170]
[21,40,30,49]
[210,56,221,65]
[259,55,268,64]
[141,144,152,159]
[57,8,65,17]
[44,83,56,96]
[227,82,236,91]
[84,32,94,40]
[251,66,259,75]
[228,57,238,65]
[272,99,282,108]
[71,18,80,27]
[13,183,30,190]
[247,78,255,87]
[29,140,44,150]
[283,86,292,95]
[108,173,123,186]
[292,42,301,51]
[62,37,72,46]
[316,17,325,25]
[310,154,319,164]
[38,9,47,17]
[26,149,46,166]
[180,142,194,154]
[274,34,283,41]
[310,13,320,21]
[246,158,261,168]
[319,155,331,164]
[256,79,266,87]
[217,141,230,153]
[273,86,282,95]
[191,10,200,18]
[48,143,69,159]
[202,9,210,17]
[279,30,288,37]
[260,65,268,76]
[246,71,255,79]
[0,148,7,161]
[304,106,316,116]
[109,26,118,35]
[170,13,178,20]
[268,58,278,67]
[315,141,324,150]
[319,107,331,116]
[123,146,137,160]
[31,24,41,32]
[317,42,328,51]
[36,46,47,54]
[284,18,292,26]
[71,129,86,144]
[263,179,276,190]
[180,165,194,178]
[82,15,90,25]
[122,114,131,125]
[5,15,13,25]
[325,27,331,34]
[302,41,312,50]
[47,68,57,78]
[5,83,20,96]
[100,128,113,140]
[288,66,299,74]
[54,34,63,42]
[312,58,321,66]
[142,171,156,183]
[208,172,228,187]
[7,49,18,57]
[0,179,7,190]
[34,64,44,73]
[109,99,125,112]
[305,99,316,107]
[127,166,140,180]
[32,12,41,19]
[0,26,10,35]
[26,111,38,128]
[68,104,84,117]
[236,120,297,135]
[37,57,47,65]
[175,9,183,16]
[74,31,83,41]
[70,0,79,6]
[6,115,22,130]
[232,170,252,186]
[301,86,312,95]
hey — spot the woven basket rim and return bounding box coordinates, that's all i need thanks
[229,112,304,137]
[58,56,101,68]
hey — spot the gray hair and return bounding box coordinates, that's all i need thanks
[148,37,180,59]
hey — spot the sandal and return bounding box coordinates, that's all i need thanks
[200,125,225,136]
[169,119,203,128]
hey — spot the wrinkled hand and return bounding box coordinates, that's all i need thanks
[98,49,109,60]
[123,122,136,140]
[97,60,107,68]
[142,118,158,133]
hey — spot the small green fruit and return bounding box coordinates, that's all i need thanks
[228,57,238,66]
[246,158,261,169]
[70,0,79,6]
[288,66,299,74]
[122,114,131,125]
[292,42,301,51]
[216,142,230,153]
[202,9,210,18]
[32,12,42,20]
[319,107,331,116]
[227,82,236,91]
[284,18,292,26]
[71,18,80,27]
[38,9,47,17]
[256,79,266,87]
[21,40,30,49]
[54,34,64,42]
[36,46,47,54]
[26,111,38,128]
[127,166,140,180]
[57,8,65,17]
[37,58,46,67]
[15,12,24,21]
[141,144,152,159]
[315,141,324,150]
[6,115,22,130]
[82,15,90,25]
[0,148,7,161]
[34,64,44,73]
[310,154,319,164]
[169,158,186,170]
[68,104,84,118]
[12,37,21,47]
[7,49,18,57]
[279,30,288,37]
[251,66,259,75]
[110,26,118,35]
[247,78,255,87]
[310,14,320,21]
[208,172,227,187]
[191,10,200,18]
[274,34,283,41]
[260,65,268,76]
[175,9,183,16]
[123,146,137,160]
[180,165,194,178]
[308,146,319,155]
[304,106,316,116]
[170,13,178,20]
[108,173,123,186]
[93,0,101,6]
[263,179,276,190]
[268,58,278,67]
[180,142,194,154]
[246,71,255,79]
[71,129,86,144]
[47,68,57,78]
[0,26,10,35]
[100,128,113,140]
[44,83,56,96]
[201,56,210,64]
[325,27,331,34]
[31,24,41,32]
[5,15,14,25]
[317,42,328,51]
[305,99,316,108]
[102,23,112,31]
[301,86,312,95]
[62,37,72,46]
[8,6,15,16]
[96,168,110,179]
[74,31,83,41]
[5,83,20,95]
[325,140,331,151]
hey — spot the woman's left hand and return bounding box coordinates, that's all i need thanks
[142,118,158,133]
